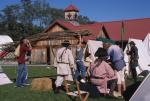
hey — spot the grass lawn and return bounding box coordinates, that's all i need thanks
[0,66,144,101]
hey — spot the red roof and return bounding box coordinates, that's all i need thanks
[64,5,79,12]
[102,18,150,41]
[44,18,150,41]
[44,20,104,41]
[43,20,75,32]
[72,23,104,40]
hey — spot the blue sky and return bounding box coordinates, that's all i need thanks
[0,0,150,22]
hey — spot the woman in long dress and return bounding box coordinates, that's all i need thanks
[89,48,117,96]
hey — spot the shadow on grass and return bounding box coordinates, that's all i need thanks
[80,83,100,98]
[80,81,143,101]
[80,83,116,99]
[123,81,142,101]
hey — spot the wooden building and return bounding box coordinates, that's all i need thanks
[29,30,91,64]
[28,5,109,64]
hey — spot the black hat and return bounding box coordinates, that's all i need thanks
[94,47,108,58]
[62,40,71,47]
[81,41,87,45]
[129,41,135,45]
[62,40,71,44]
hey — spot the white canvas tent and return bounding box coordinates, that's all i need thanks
[84,40,103,62]
[0,35,13,51]
[0,73,12,85]
[0,35,13,85]
[0,35,13,45]
[124,38,150,75]
[143,33,150,57]
[0,66,12,85]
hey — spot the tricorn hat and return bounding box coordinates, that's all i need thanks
[62,40,71,46]
[129,41,135,45]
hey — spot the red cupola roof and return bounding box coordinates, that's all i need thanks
[64,4,79,12]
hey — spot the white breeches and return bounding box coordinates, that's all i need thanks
[55,74,73,87]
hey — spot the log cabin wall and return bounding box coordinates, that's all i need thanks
[31,38,79,64]
[29,24,91,64]
[31,47,47,64]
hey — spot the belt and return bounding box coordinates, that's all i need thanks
[57,62,69,64]
[90,76,104,79]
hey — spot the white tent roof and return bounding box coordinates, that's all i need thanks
[124,38,150,75]
[85,40,103,61]
[0,35,13,45]
[0,73,12,85]
[143,33,150,57]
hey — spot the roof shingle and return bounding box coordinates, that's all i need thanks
[44,18,150,41]
[102,18,150,40]
[64,5,79,12]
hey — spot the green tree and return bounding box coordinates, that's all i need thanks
[50,8,64,21]
[78,15,92,24]
[1,5,22,40]
[20,0,33,25]
[0,0,93,41]
[32,0,52,27]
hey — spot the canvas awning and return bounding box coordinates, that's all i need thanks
[124,38,150,75]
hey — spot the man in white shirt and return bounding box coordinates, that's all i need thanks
[54,40,74,93]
